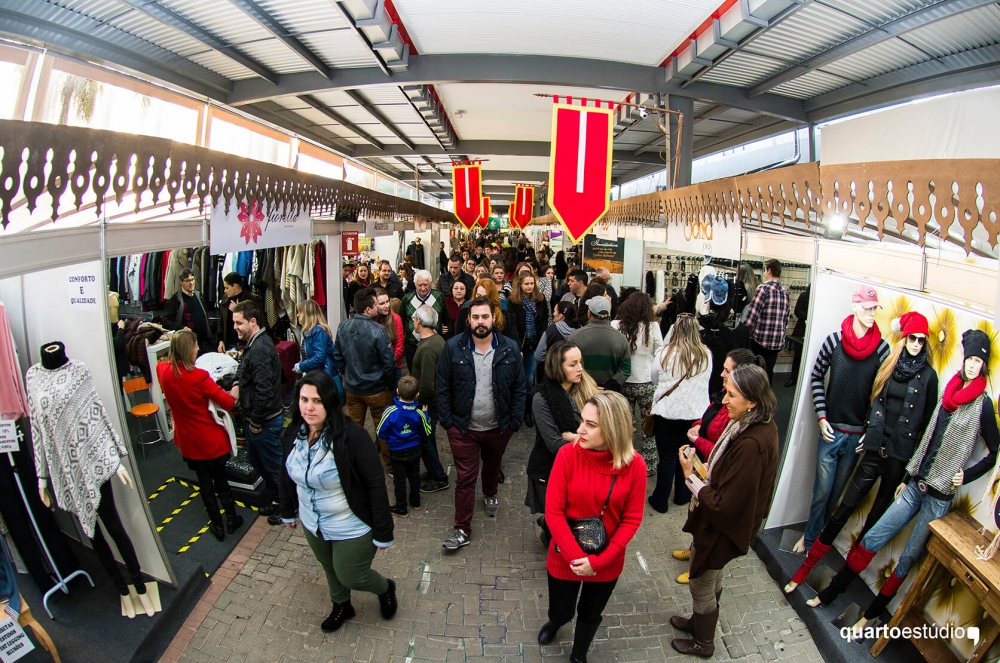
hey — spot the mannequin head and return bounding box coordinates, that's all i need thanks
[40,342,69,370]
[851,284,879,330]
[894,312,930,357]
[964,356,985,381]
[961,328,991,382]
[905,333,926,357]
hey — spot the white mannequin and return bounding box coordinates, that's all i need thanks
[792,302,879,554]
[784,328,928,592]
[39,464,133,507]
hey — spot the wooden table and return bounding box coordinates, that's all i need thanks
[871,510,1000,662]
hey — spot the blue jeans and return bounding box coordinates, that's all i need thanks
[861,482,950,577]
[421,410,448,482]
[803,430,861,547]
[523,351,537,402]
[245,414,284,504]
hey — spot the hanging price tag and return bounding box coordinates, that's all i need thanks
[0,616,34,663]
[0,421,17,453]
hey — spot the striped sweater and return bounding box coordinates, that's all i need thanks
[810,331,889,433]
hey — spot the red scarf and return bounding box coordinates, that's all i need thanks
[840,315,882,360]
[942,372,987,413]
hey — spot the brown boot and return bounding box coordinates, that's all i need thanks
[670,589,721,634]
[670,608,717,657]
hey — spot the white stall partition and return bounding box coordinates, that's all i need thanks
[0,261,174,585]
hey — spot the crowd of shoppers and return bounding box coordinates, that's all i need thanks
[179,236,792,657]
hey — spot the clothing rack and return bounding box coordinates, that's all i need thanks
[6,449,94,619]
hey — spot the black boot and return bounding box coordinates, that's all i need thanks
[378,579,398,619]
[321,601,356,632]
[219,489,244,534]
[204,495,225,542]
[537,620,563,645]
[569,618,601,663]
[670,608,717,657]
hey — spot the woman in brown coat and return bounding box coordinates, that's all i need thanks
[670,364,779,658]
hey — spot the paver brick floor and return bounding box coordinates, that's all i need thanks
[175,424,822,662]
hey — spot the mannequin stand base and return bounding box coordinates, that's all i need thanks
[42,568,95,619]
[121,582,162,618]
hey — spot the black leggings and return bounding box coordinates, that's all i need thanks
[817,453,906,547]
[547,573,618,625]
[92,480,144,596]
[185,453,232,512]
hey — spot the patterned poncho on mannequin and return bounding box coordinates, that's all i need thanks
[25,359,129,538]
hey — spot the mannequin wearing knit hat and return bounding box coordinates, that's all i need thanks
[805,327,999,636]
[784,311,937,594]
[794,284,890,554]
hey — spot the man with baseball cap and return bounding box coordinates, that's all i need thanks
[568,297,631,392]
[795,283,890,554]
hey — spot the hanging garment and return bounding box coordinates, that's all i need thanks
[313,240,327,306]
[25,360,130,538]
[127,255,141,304]
[303,241,315,299]
[0,303,27,420]
[236,251,254,278]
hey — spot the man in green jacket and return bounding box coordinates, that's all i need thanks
[402,269,449,371]
[410,305,449,493]
[568,297,631,391]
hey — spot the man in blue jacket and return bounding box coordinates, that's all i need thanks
[334,288,398,472]
[436,297,526,550]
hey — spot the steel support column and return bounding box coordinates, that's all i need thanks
[669,96,693,189]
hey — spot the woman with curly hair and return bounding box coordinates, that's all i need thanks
[612,293,663,475]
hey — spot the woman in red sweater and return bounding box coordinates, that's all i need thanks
[540,392,646,663]
[672,348,767,580]
[156,329,242,542]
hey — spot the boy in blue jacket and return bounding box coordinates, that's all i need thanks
[377,376,432,517]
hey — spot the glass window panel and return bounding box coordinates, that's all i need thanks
[376,177,395,195]
[0,62,25,120]
[210,117,290,166]
[297,153,343,180]
[344,162,374,189]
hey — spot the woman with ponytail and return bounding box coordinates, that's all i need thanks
[806,329,999,635]
[784,312,937,595]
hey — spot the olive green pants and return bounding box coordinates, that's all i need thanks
[303,528,389,605]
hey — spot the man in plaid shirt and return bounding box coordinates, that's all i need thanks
[743,259,790,383]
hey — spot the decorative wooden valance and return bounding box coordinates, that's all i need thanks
[535,159,1000,255]
[0,120,454,230]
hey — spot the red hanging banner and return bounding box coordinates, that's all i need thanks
[451,162,483,230]
[513,184,535,229]
[547,99,614,243]
[478,196,490,228]
[508,201,515,228]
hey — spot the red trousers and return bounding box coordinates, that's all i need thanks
[447,427,513,535]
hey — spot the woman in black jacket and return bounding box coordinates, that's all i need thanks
[279,372,397,633]
[784,312,937,595]
[525,342,597,520]
[507,271,550,426]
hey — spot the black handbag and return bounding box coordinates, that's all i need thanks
[566,476,617,555]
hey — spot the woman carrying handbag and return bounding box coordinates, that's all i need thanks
[539,392,646,663]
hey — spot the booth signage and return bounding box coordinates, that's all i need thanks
[414,219,427,232]
[594,219,617,240]
[451,163,484,230]
[67,268,99,311]
[0,617,34,663]
[341,231,359,257]
[366,220,393,237]
[0,421,18,453]
[488,216,500,230]
[550,230,563,252]
[547,99,614,243]
[666,217,741,260]
[210,198,311,255]
[358,235,372,252]
[582,234,625,274]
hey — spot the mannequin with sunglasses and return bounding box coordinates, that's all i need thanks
[805,329,999,633]
[793,284,891,554]
[784,312,936,594]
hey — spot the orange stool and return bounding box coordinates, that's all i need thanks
[123,377,163,457]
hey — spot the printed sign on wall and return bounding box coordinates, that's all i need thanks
[582,234,625,274]
[210,198,311,255]
[341,231,359,257]
[666,217,741,260]
[67,268,99,311]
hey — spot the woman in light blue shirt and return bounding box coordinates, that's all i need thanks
[279,371,397,633]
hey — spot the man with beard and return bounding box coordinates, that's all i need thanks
[436,297,526,550]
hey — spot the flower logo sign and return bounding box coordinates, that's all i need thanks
[238,198,265,245]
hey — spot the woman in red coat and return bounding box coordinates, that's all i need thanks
[540,391,646,663]
[156,329,242,542]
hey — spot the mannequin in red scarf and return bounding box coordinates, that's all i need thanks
[794,285,889,554]
[806,329,999,637]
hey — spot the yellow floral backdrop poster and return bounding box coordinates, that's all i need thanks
[828,283,1000,661]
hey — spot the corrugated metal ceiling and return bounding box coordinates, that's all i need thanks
[819,36,930,80]
[239,38,316,75]
[186,50,256,80]
[772,68,850,99]
[158,0,273,45]
[904,3,1000,58]
[821,0,939,27]
[297,31,381,69]
[698,51,786,87]
[45,0,128,24]
[107,9,207,58]
[748,2,870,64]
[253,0,351,33]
